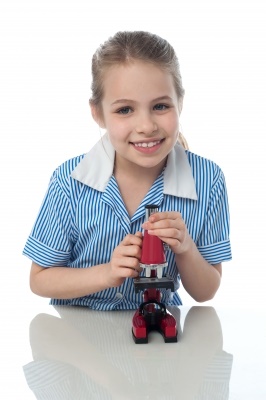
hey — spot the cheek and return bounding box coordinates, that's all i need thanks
[166,114,179,134]
[107,117,131,138]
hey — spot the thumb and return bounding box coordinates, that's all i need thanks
[135,231,143,238]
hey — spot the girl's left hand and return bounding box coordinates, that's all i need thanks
[142,211,192,255]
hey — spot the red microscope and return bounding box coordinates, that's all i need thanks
[132,205,179,343]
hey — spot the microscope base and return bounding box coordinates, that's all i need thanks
[132,301,178,344]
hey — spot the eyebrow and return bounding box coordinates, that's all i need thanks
[111,96,174,106]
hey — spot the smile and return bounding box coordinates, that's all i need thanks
[133,140,162,148]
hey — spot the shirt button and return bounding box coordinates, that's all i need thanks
[116,292,123,299]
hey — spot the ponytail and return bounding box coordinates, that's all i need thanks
[178,132,189,150]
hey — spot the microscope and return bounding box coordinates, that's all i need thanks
[132,205,179,343]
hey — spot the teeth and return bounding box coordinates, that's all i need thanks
[134,140,161,148]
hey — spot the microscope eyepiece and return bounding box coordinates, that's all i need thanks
[145,205,159,220]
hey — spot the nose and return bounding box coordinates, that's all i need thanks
[135,111,157,135]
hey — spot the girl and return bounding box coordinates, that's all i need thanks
[23,31,232,310]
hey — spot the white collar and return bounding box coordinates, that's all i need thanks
[71,134,197,200]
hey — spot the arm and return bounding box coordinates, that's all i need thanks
[142,212,221,302]
[30,232,143,299]
[174,241,222,302]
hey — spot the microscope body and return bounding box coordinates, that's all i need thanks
[132,205,178,344]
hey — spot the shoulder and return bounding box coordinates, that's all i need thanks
[51,154,86,195]
[53,154,85,179]
[185,150,224,183]
[184,150,228,200]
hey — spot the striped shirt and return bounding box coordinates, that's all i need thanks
[23,134,232,310]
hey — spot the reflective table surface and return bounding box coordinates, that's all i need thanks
[2,300,266,399]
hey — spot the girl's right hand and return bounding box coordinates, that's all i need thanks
[106,232,143,288]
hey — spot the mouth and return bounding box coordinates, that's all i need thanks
[131,139,164,148]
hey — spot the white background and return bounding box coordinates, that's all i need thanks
[1,1,266,398]
[1,0,266,314]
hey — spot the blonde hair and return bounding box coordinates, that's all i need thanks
[178,132,189,150]
[90,31,189,149]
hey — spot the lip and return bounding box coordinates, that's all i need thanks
[130,138,164,154]
[130,138,163,145]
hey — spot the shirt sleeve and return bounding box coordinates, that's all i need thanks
[196,168,232,265]
[23,170,73,267]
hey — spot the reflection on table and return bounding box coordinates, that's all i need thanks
[23,306,233,399]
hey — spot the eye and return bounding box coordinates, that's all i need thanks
[153,103,169,111]
[117,107,132,115]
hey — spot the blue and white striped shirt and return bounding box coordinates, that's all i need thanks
[23,134,232,310]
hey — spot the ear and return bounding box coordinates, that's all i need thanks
[90,102,105,128]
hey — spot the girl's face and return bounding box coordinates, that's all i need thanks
[93,60,181,174]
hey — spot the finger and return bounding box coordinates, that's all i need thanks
[122,234,142,247]
[115,256,142,273]
[115,244,142,260]
[120,267,140,278]
[135,231,143,239]
[142,214,183,231]
[147,228,180,240]
[143,219,184,232]
[147,211,182,222]
[157,236,181,248]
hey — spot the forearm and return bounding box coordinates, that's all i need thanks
[30,234,142,300]
[30,262,110,299]
[175,239,221,302]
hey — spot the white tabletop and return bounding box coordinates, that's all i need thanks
[2,297,266,400]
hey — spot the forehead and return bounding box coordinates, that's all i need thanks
[101,60,178,103]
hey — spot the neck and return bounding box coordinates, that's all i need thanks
[113,155,167,218]
[113,155,167,183]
